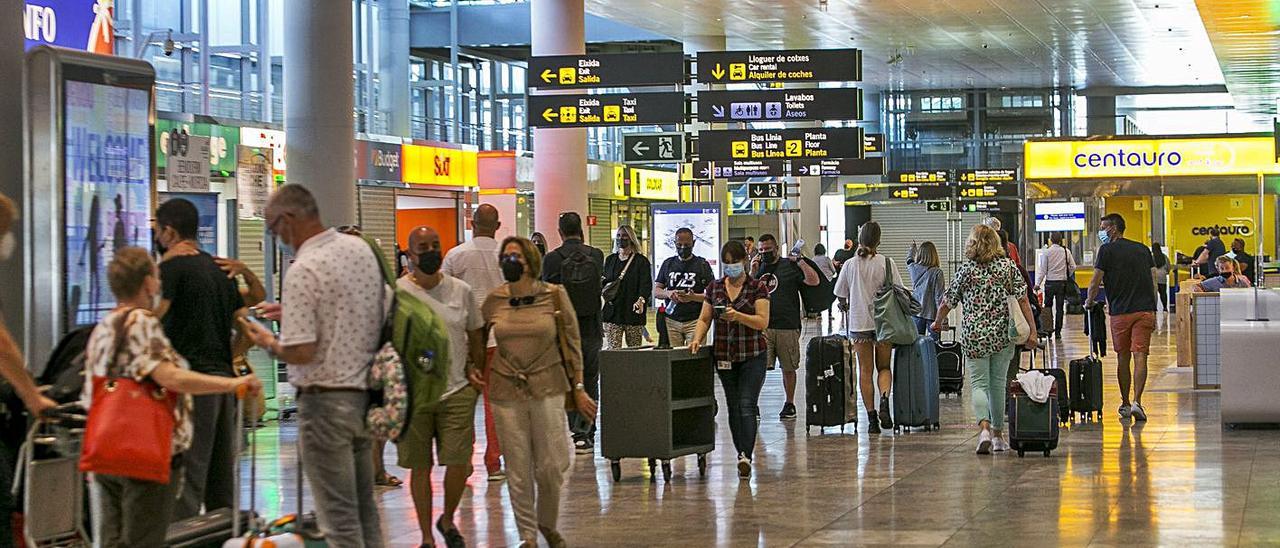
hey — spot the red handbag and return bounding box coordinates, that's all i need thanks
[79,309,179,484]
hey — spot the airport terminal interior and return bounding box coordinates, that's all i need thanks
[4,0,1280,546]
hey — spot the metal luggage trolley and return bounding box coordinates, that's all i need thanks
[600,346,716,482]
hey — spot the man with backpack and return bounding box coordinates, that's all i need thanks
[541,212,605,454]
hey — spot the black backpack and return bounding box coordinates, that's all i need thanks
[798,256,836,313]
[39,325,96,404]
[559,247,603,318]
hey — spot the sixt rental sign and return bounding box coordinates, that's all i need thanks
[1025,137,1280,179]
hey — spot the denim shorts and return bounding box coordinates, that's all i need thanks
[849,330,876,343]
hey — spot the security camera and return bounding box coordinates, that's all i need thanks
[163,37,176,57]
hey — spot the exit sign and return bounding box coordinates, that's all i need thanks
[926,200,951,212]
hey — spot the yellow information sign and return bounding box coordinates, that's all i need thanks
[629,168,679,200]
[1024,137,1280,179]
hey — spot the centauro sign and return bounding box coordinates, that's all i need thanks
[1025,137,1280,179]
[1192,224,1251,237]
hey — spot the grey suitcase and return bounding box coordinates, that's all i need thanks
[892,336,941,432]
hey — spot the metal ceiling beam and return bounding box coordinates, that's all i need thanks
[1076,85,1228,96]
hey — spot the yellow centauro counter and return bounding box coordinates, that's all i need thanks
[1164,195,1275,261]
[1025,137,1280,179]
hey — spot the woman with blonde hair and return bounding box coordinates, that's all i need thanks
[907,240,945,342]
[932,225,1037,455]
[601,225,652,349]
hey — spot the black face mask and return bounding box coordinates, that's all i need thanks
[676,245,693,259]
[761,250,777,263]
[535,243,547,256]
[152,228,168,255]
[617,237,630,250]
[500,254,525,282]
[416,249,443,275]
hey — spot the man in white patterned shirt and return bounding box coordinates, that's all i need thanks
[242,185,385,547]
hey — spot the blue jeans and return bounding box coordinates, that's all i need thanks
[966,344,1017,430]
[913,316,940,342]
[716,352,767,459]
[298,390,383,548]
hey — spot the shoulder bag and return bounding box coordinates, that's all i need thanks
[79,309,180,484]
[550,286,591,420]
[874,255,922,346]
[600,253,635,303]
[1007,260,1033,345]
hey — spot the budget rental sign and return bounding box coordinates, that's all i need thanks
[24,0,114,54]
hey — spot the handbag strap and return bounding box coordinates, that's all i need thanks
[616,253,636,284]
[106,308,141,380]
[547,285,576,382]
[881,255,894,291]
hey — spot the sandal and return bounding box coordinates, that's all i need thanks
[375,472,403,488]
[436,516,466,548]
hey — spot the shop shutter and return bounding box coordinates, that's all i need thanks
[358,185,399,265]
[236,219,267,288]
[589,198,613,251]
[870,203,984,289]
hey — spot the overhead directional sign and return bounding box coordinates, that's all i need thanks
[623,132,686,163]
[957,168,1018,183]
[682,161,713,181]
[925,200,952,212]
[697,48,863,84]
[793,158,883,177]
[527,92,686,128]
[698,127,864,162]
[527,52,686,89]
[864,133,885,154]
[887,169,950,184]
[888,185,951,201]
[748,182,785,200]
[696,88,863,122]
[714,160,788,178]
[958,200,1017,213]
[958,183,1019,199]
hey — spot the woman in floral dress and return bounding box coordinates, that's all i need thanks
[932,224,1037,455]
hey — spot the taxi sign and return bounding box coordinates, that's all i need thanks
[526,92,686,128]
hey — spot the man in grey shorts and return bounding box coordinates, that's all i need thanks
[751,234,820,421]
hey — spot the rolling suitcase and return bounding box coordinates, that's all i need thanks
[1012,342,1070,426]
[1069,354,1104,421]
[1006,377,1060,457]
[936,328,964,396]
[892,336,941,432]
[805,335,857,433]
[167,396,259,547]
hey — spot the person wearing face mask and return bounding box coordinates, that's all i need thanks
[601,225,652,349]
[1195,255,1253,292]
[483,236,595,548]
[396,227,487,548]
[85,247,261,547]
[1230,238,1255,282]
[750,233,820,421]
[149,198,256,520]
[531,232,548,256]
[240,185,387,547]
[1087,213,1158,423]
[654,228,715,347]
[689,240,771,479]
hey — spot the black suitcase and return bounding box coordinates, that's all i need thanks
[1007,379,1060,457]
[1013,342,1071,426]
[1069,355,1104,421]
[805,335,857,433]
[936,328,964,396]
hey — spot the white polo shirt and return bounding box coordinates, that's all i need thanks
[279,229,386,389]
[442,236,503,347]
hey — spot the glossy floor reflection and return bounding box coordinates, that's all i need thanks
[242,311,1280,547]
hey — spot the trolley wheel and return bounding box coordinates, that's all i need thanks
[697,454,708,477]
[647,458,657,482]
[661,460,672,481]
[1017,450,1026,458]
[610,460,621,481]
[932,422,941,431]
[1043,450,1051,457]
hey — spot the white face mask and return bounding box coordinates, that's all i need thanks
[0,233,13,261]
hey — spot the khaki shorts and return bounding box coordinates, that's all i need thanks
[665,318,699,347]
[764,328,802,372]
[1110,311,1156,354]
[396,385,479,470]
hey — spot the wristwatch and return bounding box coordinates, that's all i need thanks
[574,382,586,392]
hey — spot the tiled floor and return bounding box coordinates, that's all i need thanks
[242,311,1280,547]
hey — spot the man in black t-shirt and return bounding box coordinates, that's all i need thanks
[152,199,249,519]
[654,228,715,347]
[831,238,855,272]
[1231,238,1255,282]
[751,234,820,420]
[1087,213,1157,423]
[1194,228,1228,277]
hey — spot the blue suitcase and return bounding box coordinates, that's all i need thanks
[892,336,941,432]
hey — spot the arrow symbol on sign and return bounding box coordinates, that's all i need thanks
[700,166,710,177]
[632,141,650,156]
[798,165,809,175]
[541,69,555,83]
[711,63,726,79]
[711,105,725,118]
[542,108,559,122]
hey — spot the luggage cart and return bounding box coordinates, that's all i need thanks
[13,404,89,548]
[600,347,715,482]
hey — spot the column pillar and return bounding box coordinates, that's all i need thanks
[1086,95,1117,136]
[531,0,587,247]
[684,35,726,246]
[285,1,356,226]
[379,0,412,137]
[1,0,23,341]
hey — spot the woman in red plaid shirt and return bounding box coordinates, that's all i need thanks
[690,240,771,480]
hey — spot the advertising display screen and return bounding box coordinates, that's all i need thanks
[64,80,152,326]
[651,202,722,275]
[1035,202,1086,233]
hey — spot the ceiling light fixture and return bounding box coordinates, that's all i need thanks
[818,0,828,11]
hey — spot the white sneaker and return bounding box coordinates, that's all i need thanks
[976,430,993,455]
[737,454,752,479]
[992,437,1010,453]
[1118,404,1132,419]
[1131,402,1148,422]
